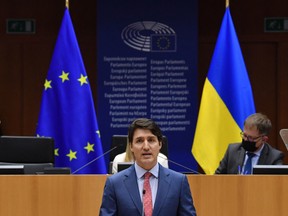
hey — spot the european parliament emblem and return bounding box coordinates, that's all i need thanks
[121,21,177,52]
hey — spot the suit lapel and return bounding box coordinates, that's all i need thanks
[258,144,268,164]
[153,166,170,216]
[237,146,246,167]
[123,166,142,215]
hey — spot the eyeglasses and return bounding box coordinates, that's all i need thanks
[240,132,263,142]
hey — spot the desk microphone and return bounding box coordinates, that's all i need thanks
[72,145,120,174]
[279,129,288,151]
[158,154,203,175]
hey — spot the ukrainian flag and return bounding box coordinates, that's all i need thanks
[192,7,255,174]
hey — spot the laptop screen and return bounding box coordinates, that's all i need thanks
[253,165,288,175]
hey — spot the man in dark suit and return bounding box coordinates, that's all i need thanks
[215,113,284,174]
[100,118,197,216]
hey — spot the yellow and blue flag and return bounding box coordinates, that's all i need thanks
[36,8,107,174]
[192,7,255,174]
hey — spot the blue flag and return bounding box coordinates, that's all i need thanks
[192,7,255,174]
[36,8,107,174]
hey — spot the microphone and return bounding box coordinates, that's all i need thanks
[279,129,288,151]
[157,154,203,175]
[72,144,121,174]
[238,164,242,175]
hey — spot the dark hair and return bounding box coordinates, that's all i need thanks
[128,118,163,145]
[244,113,272,135]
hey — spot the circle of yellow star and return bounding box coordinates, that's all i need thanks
[84,142,95,154]
[54,148,59,156]
[44,79,52,90]
[67,149,77,161]
[96,130,101,138]
[59,71,70,83]
[78,74,88,86]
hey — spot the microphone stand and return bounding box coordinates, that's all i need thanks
[158,154,202,175]
[72,146,117,174]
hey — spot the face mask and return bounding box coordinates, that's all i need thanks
[241,139,258,152]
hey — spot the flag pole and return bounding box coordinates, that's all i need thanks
[66,0,69,9]
[226,0,229,7]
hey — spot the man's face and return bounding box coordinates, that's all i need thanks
[130,128,162,170]
[243,125,265,149]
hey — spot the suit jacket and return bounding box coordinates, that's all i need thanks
[100,164,197,216]
[215,143,285,174]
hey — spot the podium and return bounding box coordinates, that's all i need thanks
[0,175,287,216]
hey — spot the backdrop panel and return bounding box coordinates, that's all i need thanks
[97,0,199,172]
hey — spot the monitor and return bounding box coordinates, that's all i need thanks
[0,162,53,174]
[43,167,71,174]
[23,163,53,174]
[0,136,54,164]
[0,165,24,174]
[110,135,127,162]
[117,162,134,172]
[253,165,288,175]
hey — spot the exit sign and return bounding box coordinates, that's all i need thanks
[6,19,35,34]
[264,18,288,32]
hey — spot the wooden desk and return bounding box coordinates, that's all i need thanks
[189,175,288,216]
[0,175,287,216]
[0,175,106,216]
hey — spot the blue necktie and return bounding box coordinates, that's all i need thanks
[243,153,255,175]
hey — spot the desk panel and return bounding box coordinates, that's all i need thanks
[0,175,287,216]
[0,175,106,216]
[188,175,288,216]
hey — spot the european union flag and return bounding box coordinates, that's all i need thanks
[192,7,255,174]
[151,34,177,52]
[36,8,107,174]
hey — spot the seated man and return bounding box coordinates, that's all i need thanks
[112,137,168,174]
[215,113,284,174]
